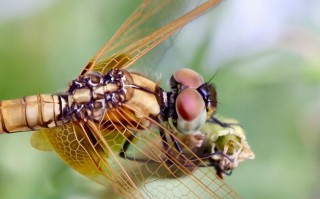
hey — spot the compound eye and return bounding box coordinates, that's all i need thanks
[173,68,204,89]
[176,88,206,134]
[176,89,204,121]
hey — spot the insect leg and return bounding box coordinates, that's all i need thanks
[119,131,163,163]
[158,127,191,166]
[118,132,151,162]
[118,133,134,159]
[208,116,240,128]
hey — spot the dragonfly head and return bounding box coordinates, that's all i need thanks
[170,68,217,134]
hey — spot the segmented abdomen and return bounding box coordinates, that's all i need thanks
[0,94,65,134]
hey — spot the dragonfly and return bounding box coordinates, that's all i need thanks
[0,0,254,198]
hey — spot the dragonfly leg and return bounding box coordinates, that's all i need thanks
[119,132,163,163]
[206,161,233,179]
[167,133,183,153]
[118,127,188,165]
[119,133,149,162]
[184,148,234,178]
[159,127,170,151]
[208,116,240,128]
[162,129,217,168]
[159,127,192,166]
[206,151,234,179]
[118,133,133,159]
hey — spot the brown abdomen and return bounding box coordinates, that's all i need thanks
[0,94,63,134]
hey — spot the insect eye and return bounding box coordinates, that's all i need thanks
[176,88,205,122]
[175,88,206,134]
[173,68,204,89]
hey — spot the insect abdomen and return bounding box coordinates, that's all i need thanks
[0,94,66,133]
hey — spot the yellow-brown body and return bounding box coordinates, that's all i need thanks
[0,69,161,134]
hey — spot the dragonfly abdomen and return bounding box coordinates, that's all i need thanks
[0,94,66,133]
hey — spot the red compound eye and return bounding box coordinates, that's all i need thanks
[173,68,204,88]
[176,88,205,121]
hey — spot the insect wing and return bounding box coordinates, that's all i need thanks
[37,122,142,198]
[32,106,240,198]
[96,103,241,198]
[81,0,222,75]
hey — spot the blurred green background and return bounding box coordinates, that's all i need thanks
[0,0,319,198]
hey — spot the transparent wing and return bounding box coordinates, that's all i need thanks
[37,109,240,198]
[30,131,53,151]
[39,122,143,198]
[81,0,222,75]
[109,104,240,198]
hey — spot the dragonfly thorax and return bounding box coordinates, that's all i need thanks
[64,69,134,122]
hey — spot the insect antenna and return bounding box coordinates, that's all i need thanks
[205,68,219,84]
